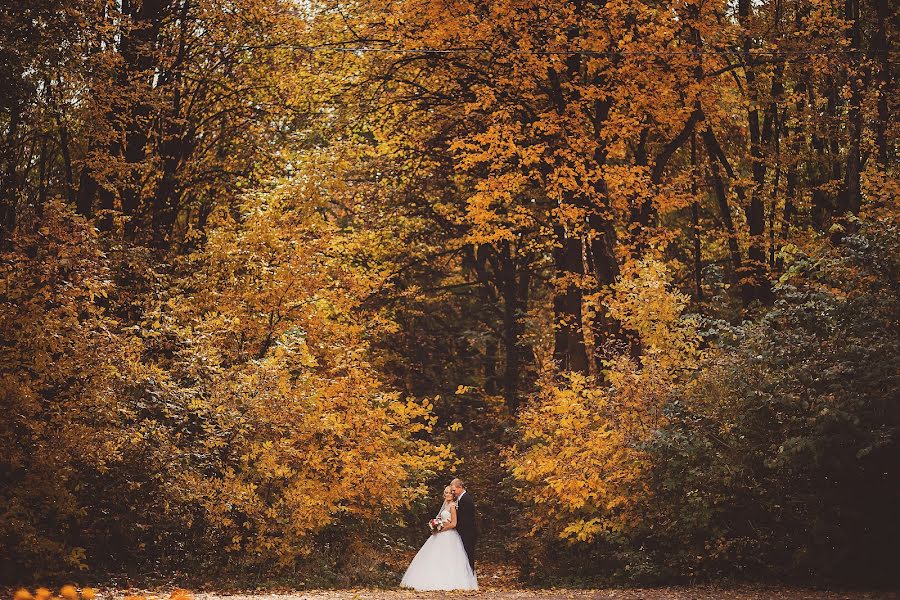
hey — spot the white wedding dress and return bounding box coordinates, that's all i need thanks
[400,505,478,590]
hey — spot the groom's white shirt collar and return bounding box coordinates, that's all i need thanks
[457,490,466,500]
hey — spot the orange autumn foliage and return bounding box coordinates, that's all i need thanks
[0,194,448,574]
[508,260,702,542]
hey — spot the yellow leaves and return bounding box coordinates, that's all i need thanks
[69,551,88,573]
[508,312,692,546]
[561,517,613,542]
[606,258,702,373]
[4,184,449,569]
[449,422,463,432]
[551,203,589,232]
[433,443,454,460]
[603,165,653,214]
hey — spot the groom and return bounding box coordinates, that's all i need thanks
[450,478,477,572]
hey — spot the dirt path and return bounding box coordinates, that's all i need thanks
[185,588,895,600]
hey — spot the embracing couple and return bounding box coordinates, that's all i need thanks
[400,478,479,591]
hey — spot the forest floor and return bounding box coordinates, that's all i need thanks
[184,590,895,600]
[100,561,896,600]
[18,563,895,600]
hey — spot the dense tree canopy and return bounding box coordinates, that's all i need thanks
[1,0,896,587]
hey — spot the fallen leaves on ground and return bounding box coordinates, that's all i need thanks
[95,587,897,600]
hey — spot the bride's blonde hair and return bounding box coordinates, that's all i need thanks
[436,485,455,517]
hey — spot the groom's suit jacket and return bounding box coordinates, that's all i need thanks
[455,491,478,569]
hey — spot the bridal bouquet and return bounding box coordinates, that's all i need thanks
[428,518,445,533]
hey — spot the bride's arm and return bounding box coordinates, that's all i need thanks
[443,503,459,530]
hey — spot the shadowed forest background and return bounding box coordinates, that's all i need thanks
[1,0,897,589]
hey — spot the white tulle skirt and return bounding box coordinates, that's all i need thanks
[400,529,478,591]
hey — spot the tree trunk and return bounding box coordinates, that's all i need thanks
[870,0,891,167]
[0,106,21,246]
[691,132,703,301]
[553,224,589,374]
[120,0,169,240]
[499,240,530,412]
[702,128,743,285]
[836,0,863,236]
[738,0,774,305]
[484,339,498,396]
[544,3,596,376]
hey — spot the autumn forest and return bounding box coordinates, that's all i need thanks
[1,0,897,590]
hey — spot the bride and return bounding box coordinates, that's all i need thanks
[400,486,478,590]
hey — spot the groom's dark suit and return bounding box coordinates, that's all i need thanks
[455,490,478,571]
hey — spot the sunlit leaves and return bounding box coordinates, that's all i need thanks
[508,260,702,544]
